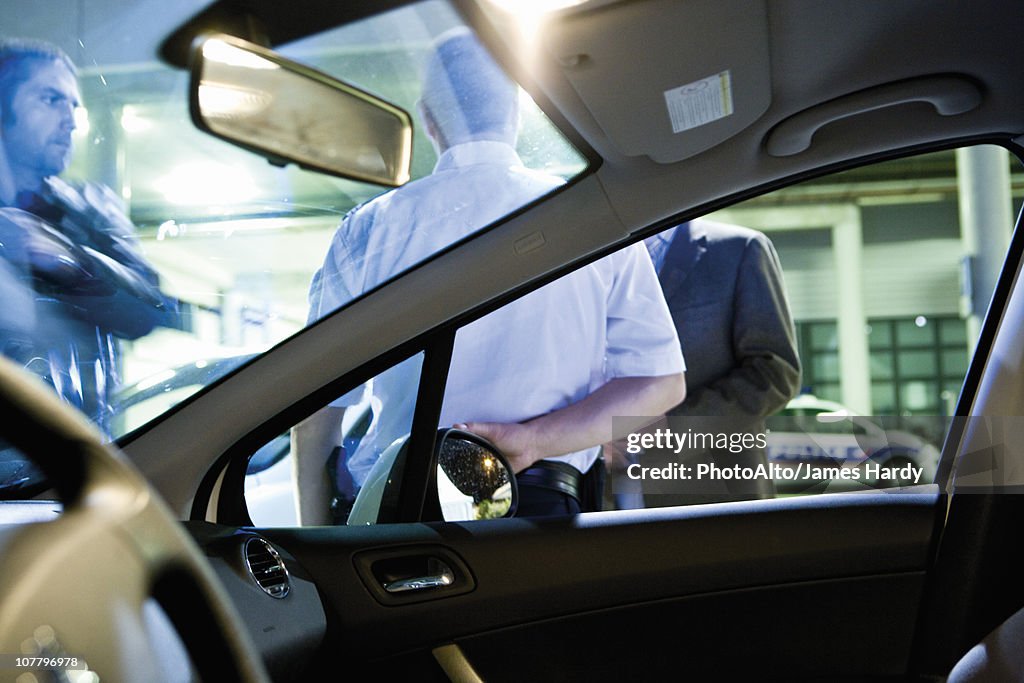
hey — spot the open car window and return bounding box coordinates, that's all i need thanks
[241,143,1020,525]
[616,145,1018,504]
[0,0,586,498]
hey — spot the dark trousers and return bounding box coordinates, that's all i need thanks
[515,456,605,517]
[516,483,582,517]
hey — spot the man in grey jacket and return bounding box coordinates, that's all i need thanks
[638,218,801,505]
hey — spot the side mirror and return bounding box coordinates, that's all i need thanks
[189,33,413,187]
[435,428,517,521]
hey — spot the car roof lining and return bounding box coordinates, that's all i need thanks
[542,0,774,164]
[158,0,420,67]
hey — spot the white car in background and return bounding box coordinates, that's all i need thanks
[766,394,941,490]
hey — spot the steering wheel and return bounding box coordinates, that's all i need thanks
[0,356,269,681]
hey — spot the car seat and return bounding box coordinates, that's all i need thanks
[946,605,1024,681]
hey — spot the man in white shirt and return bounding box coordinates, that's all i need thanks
[296,28,685,520]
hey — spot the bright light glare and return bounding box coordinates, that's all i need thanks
[73,107,89,136]
[198,84,272,119]
[202,39,279,70]
[158,162,256,206]
[483,0,587,58]
[120,105,151,133]
[485,0,587,14]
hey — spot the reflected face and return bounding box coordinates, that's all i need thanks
[1,59,80,186]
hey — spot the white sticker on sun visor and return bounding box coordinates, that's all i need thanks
[664,71,734,134]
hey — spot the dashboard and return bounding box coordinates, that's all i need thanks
[0,503,327,682]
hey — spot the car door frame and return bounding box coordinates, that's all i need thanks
[176,136,1024,679]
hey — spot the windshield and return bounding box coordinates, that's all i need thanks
[0,0,587,496]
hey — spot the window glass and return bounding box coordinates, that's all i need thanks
[940,318,969,346]
[896,319,935,347]
[870,351,895,380]
[868,321,894,350]
[811,353,840,382]
[809,325,838,351]
[646,144,1018,503]
[596,145,1016,508]
[246,349,521,526]
[246,353,424,527]
[261,145,1017,525]
[899,350,939,377]
[0,0,586,499]
[871,383,897,414]
[900,380,939,413]
[941,349,970,377]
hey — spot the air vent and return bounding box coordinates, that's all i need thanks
[244,537,290,599]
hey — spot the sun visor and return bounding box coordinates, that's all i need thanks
[545,0,771,163]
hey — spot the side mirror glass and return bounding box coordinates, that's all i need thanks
[436,429,517,521]
[189,33,413,187]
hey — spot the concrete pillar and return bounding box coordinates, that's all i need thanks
[956,146,1013,352]
[833,205,872,415]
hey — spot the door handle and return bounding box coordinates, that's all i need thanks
[382,558,454,593]
[382,561,454,593]
[355,546,475,604]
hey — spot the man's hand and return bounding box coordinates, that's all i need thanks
[455,373,686,475]
[454,421,539,473]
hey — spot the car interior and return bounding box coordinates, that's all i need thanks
[2,0,1024,681]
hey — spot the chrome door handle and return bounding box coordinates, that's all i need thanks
[356,547,474,604]
[383,562,455,593]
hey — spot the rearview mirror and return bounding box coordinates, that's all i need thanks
[189,33,413,187]
[436,429,517,521]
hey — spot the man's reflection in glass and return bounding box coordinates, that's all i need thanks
[0,38,172,436]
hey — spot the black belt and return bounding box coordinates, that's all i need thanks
[517,460,583,502]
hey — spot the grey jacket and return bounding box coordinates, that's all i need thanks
[658,218,801,423]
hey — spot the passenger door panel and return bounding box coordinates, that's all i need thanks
[262,491,941,681]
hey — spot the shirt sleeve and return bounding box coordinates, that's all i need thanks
[309,213,371,408]
[311,238,356,322]
[604,242,686,378]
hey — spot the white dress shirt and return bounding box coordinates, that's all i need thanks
[310,140,684,480]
